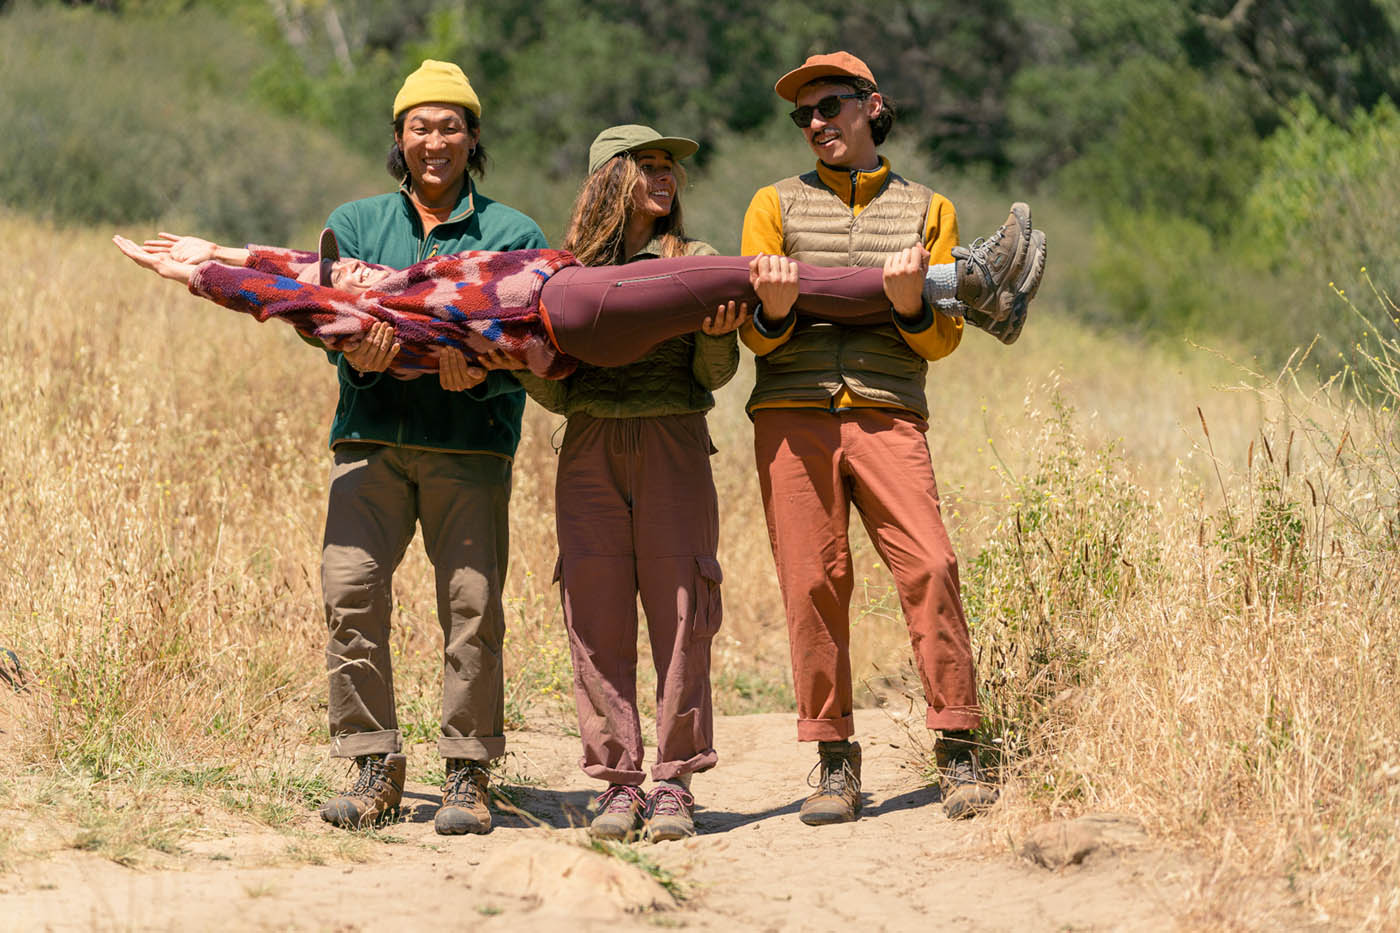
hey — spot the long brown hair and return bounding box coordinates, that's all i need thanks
[562,153,690,267]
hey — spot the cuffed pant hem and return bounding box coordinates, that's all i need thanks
[796,715,855,742]
[330,729,402,759]
[439,736,505,761]
[651,748,717,782]
[582,762,647,786]
[927,708,981,732]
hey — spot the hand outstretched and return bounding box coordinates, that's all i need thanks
[112,235,198,285]
[143,232,219,264]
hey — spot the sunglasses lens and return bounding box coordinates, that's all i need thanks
[789,94,862,128]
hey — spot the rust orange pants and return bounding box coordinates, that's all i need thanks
[753,407,980,741]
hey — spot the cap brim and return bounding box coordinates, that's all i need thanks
[588,135,700,176]
[774,64,863,102]
[630,136,699,162]
[318,228,340,288]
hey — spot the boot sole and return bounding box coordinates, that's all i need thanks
[799,808,861,826]
[999,230,1047,346]
[645,819,696,843]
[588,818,644,842]
[434,812,493,835]
[988,202,1032,304]
[320,803,401,829]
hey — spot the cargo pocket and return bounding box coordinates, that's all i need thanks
[692,555,724,639]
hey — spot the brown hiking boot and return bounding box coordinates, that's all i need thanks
[645,782,696,843]
[799,740,862,826]
[436,758,493,835]
[936,732,999,820]
[320,753,405,828]
[954,202,1032,317]
[964,228,1046,345]
[589,783,646,841]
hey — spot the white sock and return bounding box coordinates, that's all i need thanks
[923,261,958,303]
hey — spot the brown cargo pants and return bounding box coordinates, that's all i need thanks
[322,443,511,761]
[554,412,723,785]
[753,407,980,741]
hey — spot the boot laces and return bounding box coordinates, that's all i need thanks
[349,755,388,796]
[444,759,486,805]
[648,784,694,817]
[595,783,646,815]
[807,755,856,796]
[967,229,998,256]
[941,748,984,788]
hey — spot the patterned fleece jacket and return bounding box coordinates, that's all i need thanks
[187,245,580,380]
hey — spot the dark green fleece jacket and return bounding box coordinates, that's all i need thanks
[321,178,548,456]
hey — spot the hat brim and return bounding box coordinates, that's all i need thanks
[318,228,340,288]
[589,135,699,175]
[774,64,867,102]
[629,136,699,162]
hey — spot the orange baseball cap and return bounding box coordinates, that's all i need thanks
[774,51,877,102]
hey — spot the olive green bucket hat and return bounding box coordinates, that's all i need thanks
[587,124,699,175]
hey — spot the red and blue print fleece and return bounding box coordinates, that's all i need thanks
[187,245,581,380]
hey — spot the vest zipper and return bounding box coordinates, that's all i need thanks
[849,170,859,208]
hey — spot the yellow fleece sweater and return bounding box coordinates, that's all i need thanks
[739,157,961,412]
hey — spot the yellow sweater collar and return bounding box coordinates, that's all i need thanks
[814,156,891,207]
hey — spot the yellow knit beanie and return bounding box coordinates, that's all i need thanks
[392,60,481,120]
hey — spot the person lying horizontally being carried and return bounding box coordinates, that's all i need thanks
[112,205,1045,379]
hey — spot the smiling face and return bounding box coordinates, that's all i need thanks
[396,103,478,199]
[796,81,882,171]
[629,149,678,220]
[330,258,392,294]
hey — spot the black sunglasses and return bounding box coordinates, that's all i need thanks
[789,93,865,128]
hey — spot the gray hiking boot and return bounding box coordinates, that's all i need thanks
[954,202,1032,317]
[645,782,696,842]
[799,740,862,826]
[936,732,999,820]
[436,758,493,835]
[963,228,1046,345]
[589,783,646,841]
[320,753,406,828]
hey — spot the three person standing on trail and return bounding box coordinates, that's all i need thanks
[115,53,1046,838]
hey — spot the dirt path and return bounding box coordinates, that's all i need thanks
[2,711,1194,931]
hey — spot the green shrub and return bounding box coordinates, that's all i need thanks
[1244,97,1400,293]
[1052,60,1262,233]
[963,389,1160,764]
[0,6,380,243]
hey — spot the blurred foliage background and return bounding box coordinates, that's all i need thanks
[3,0,1399,364]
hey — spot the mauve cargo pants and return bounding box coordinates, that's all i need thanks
[554,412,723,784]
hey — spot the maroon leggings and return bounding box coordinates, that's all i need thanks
[539,256,890,367]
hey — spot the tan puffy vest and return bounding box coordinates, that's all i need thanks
[748,170,934,418]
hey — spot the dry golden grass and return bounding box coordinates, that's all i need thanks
[1,212,1396,927]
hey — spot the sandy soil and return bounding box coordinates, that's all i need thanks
[0,710,1201,932]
